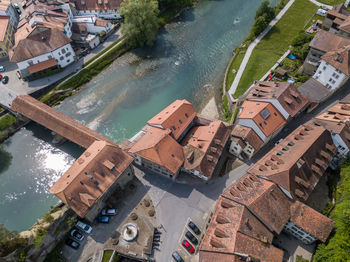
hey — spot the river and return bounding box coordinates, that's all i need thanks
[0,0,277,231]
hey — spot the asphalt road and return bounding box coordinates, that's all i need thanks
[134,162,250,262]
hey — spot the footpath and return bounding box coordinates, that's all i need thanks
[227,0,295,101]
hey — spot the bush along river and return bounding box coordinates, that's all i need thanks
[0,0,278,231]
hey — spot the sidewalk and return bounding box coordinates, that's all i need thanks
[3,28,122,96]
[227,0,295,100]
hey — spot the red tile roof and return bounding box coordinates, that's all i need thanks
[147,99,196,140]
[129,127,184,174]
[10,28,71,63]
[231,125,263,151]
[0,16,9,42]
[309,30,350,53]
[27,58,58,74]
[75,0,122,11]
[248,121,336,201]
[199,196,283,262]
[246,81,310,118]
[222,174,293,234]
[239,101,286,137]
[321,45,350,75]
[50,141,133,218]
[290,201,334,242]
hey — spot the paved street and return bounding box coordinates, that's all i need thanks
[134,162,249,262]
[0,27,122,95]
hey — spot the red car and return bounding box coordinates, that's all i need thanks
[182,239,195,254]
[0,74,2,81]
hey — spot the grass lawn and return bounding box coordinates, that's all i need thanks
[0,114,17,131]
[102,250,113,262]
[226,50,246,91]
[233,0,318,98]
[316,0,345,5]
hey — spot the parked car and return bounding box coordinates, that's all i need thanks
[65,238,80,250]
[316,9,327,17]
[0,74,2,81]
[13,3,21,14]
[172,251,184,262]
[97,215,110,223]
[0,66,5,72]
[321,5,330,10]
[181,239,195,254]
[2,76,9,84]
[188,221,201,235]
[76,221,92,234]
[101,208,117,216]
[185,231,198,245]
[70,229,84,241]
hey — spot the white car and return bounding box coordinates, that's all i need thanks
[0,66,5,72]
[316,9,327,17]
[76,221,92,234]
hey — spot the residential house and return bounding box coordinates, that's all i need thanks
[0,16,14,57]
[245,81,310,120]
[0,0,18,29]
[72,15,111,34]
[236,100,286,143]
[15,2,73,41]
[248,121,337,202]
[10,28,75,79]
[50,140,134,221]
[72,21,100,48]
[199,175,334,261]
[313,45,350,91]
[303,29,350,75]
[229,125,263,159]
[199,195,284,262]
[314,102,350,165]
[74,0,123,20]
[128,100,231,181]
[323,4,350,32]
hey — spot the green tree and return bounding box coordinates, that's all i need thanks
[119,0,160,48]
[252,16,268,37]
[0,224,27,257]
[255,1,275,22]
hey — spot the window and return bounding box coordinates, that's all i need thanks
[66,59,70,63]
[332,80,336,84]
[60,56,64,60]
[332,72,337,77]
[323,66,326,70]
[179,119,182,124]
[28,60,34,66]
[48,55,52,59]
[65,52,71,57]
[62,48,66,54]
[274,112,277,116]
[335,74,339,79]
[329,78,333,82]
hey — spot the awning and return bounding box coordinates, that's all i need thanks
[28,58,58,75]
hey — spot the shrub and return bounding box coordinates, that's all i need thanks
[0,114,18,131]
[33,228,47,247]
[43,213,54,223]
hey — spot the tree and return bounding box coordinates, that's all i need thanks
[255,1,275,22]
[0,224,27,257]
[252,16,268,37]
[119,0,160,48]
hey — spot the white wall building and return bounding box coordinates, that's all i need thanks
[77,9,121,20]
[72,15,112,34]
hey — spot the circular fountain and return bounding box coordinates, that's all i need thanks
[121,223,138,242]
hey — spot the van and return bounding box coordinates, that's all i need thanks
[316,9,327,17]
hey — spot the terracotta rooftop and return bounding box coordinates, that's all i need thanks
[231,125,263,151]
[74,0,122,11]
[95,18,108,27]
[222,174,293,234]
[10,28,71,63]
[50,141,133,218]
[290,201,334,242]
[129,127,184,174]
[199,196,283,262]
[239,101,286,137]
[0,16,9,42]
[182,121,231,179]
[246,81,310,118]
[27,58,58,74]
[327,9,348,21]
[321,45,350,75]
[309,30,350,53]
[147,99,196,140]
[0,0,10,11]
[72,22,87,35]
[248,121,336,202]
[339,17,350,34]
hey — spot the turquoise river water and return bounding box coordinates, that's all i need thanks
[0,0,277,231]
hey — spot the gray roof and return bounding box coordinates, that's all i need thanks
[298,78,331,103]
